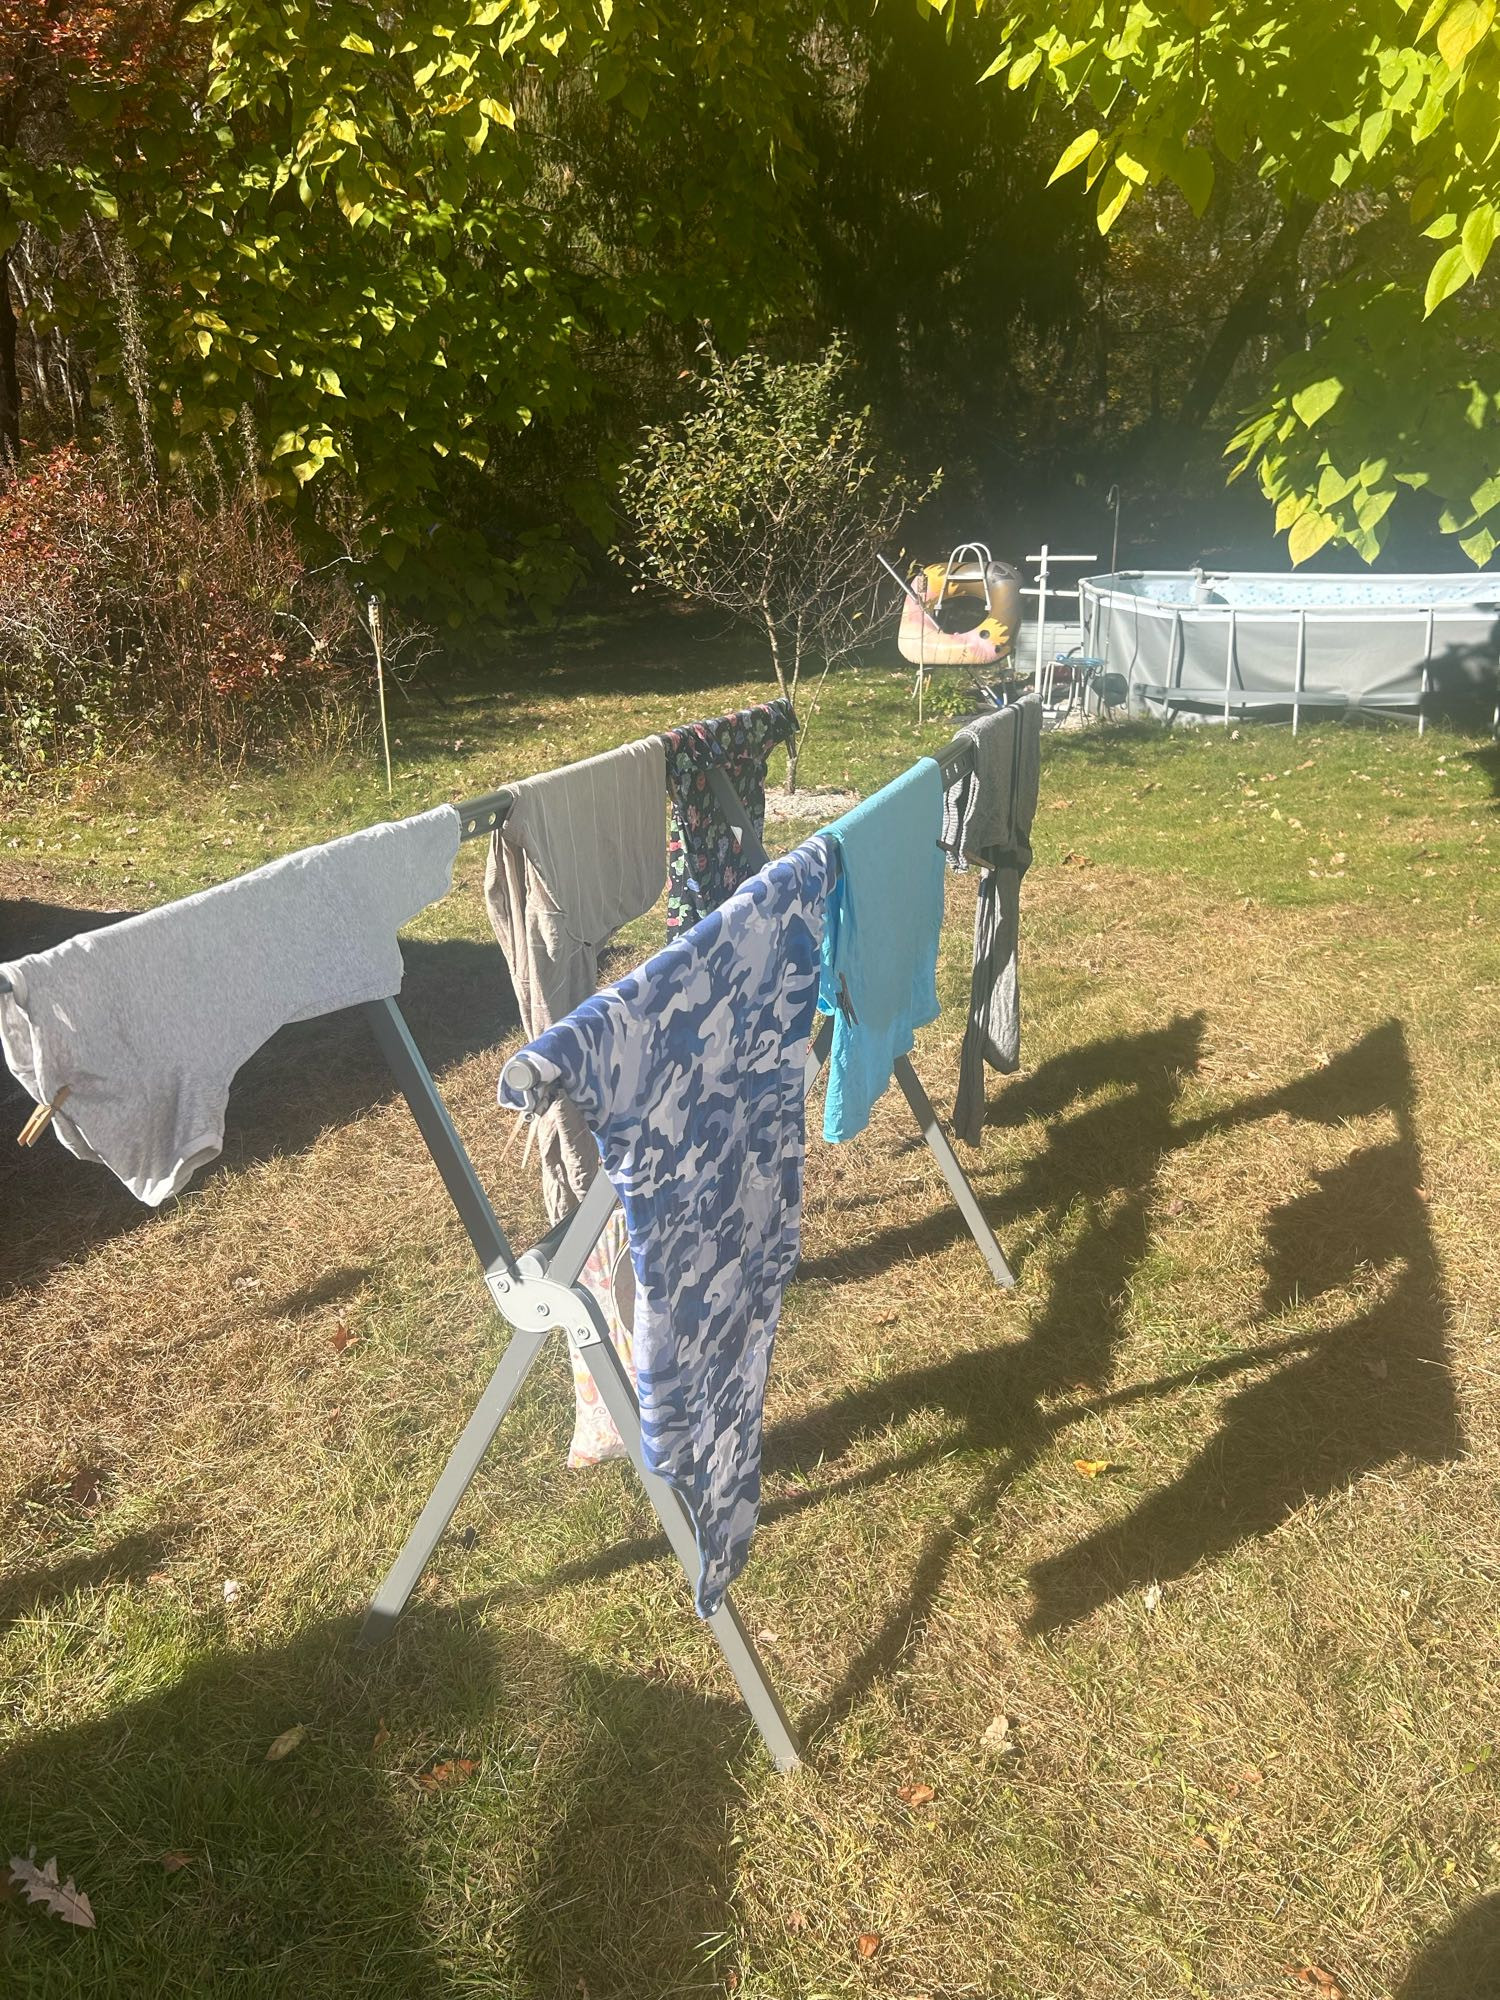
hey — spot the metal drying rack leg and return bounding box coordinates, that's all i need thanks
[355,998,800,1768]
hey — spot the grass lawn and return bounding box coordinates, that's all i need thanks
[2,614,1499,1998]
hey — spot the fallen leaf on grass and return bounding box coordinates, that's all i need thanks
[1073,1458,1118,1478]
[160,1852,193,1874]
[7,1855,95,1929]
[372,1719,391,1752]
[222,1578,243,1608]
[1288,1967,1345,1999]
[64,1467,106,1508]
[855,1932,881,1959]
[897,1782,936,1807]
[1061,851,1093,868]
[786,1909,809,1933]
[265,1724,308,1762]
[981,1714,1017,1756]
[416,1758,479,1792]
[331,1321,359,1354]
[1142,1581,1162,1612]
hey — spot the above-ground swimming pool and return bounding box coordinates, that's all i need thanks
[1079,570,1500,728]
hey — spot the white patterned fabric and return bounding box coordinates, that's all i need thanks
[567,1209,636,1467]
[499,836,835,1616]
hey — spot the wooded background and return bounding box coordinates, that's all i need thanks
[4,0,1498,627]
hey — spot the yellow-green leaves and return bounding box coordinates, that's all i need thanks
[1288,509,1338,564]
[1435,0,1495,69]
[1048,127,1100,183]
[1292,377,1343,427]
[1425,239,1473,312]
[1462,199,1496,272]
[1174,145,1214,215]
[1096,162,1132,231]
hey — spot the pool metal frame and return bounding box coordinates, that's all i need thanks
[1079,570,1500,735]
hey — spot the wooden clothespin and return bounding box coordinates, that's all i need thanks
[18,1084,70,1148]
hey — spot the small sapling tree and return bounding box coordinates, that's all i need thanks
[618,339,936,791]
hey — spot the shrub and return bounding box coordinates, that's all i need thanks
[0,445,383,772]
[617,339,937,791]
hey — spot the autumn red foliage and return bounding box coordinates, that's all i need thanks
[0,443,368,766]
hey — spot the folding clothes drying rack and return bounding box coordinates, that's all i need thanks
[362,733,1016,1771]
[5,731,1013,1773]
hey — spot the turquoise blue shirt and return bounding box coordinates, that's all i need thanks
[819,759,945,1143]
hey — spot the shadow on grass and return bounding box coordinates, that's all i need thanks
[447,1012,1458,1747]
[0,1525,192,1637]
[0,900,517,1297]
[787,1015,1458,1723]
[1025,1017,1459,1632]
[0,1606,744,1999]
[1461,738,1500,805]
[1396,1894,1500,1997]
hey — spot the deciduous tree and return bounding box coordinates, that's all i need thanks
[954,0,1500,563]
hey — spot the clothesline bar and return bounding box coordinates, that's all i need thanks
[454,716,982,852]
[457,790,514,841]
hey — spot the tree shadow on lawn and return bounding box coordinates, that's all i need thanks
[1,900,517,1297]
[0,1606,744,2000]
[1395,1893,1500,1997]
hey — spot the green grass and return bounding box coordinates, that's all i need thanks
[3,626,1500,1998]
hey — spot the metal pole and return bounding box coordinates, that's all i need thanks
[369,594,393,799]
[1293,609,1306,737]
[1033,543,1050,695]
[561,1285,802,1771]
[1420,605,1434,736]
[1168,608,1183,726]
[1223,607,1237,728]
[891,1055,1015,1289]
[363,998,518,1278]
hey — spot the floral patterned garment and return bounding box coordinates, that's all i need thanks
[662,700,798,938]
[500,835,835,1617]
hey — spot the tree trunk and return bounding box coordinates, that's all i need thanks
[1173,197,1319,434]
[0,249,22,467]
[763,606,799,795]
